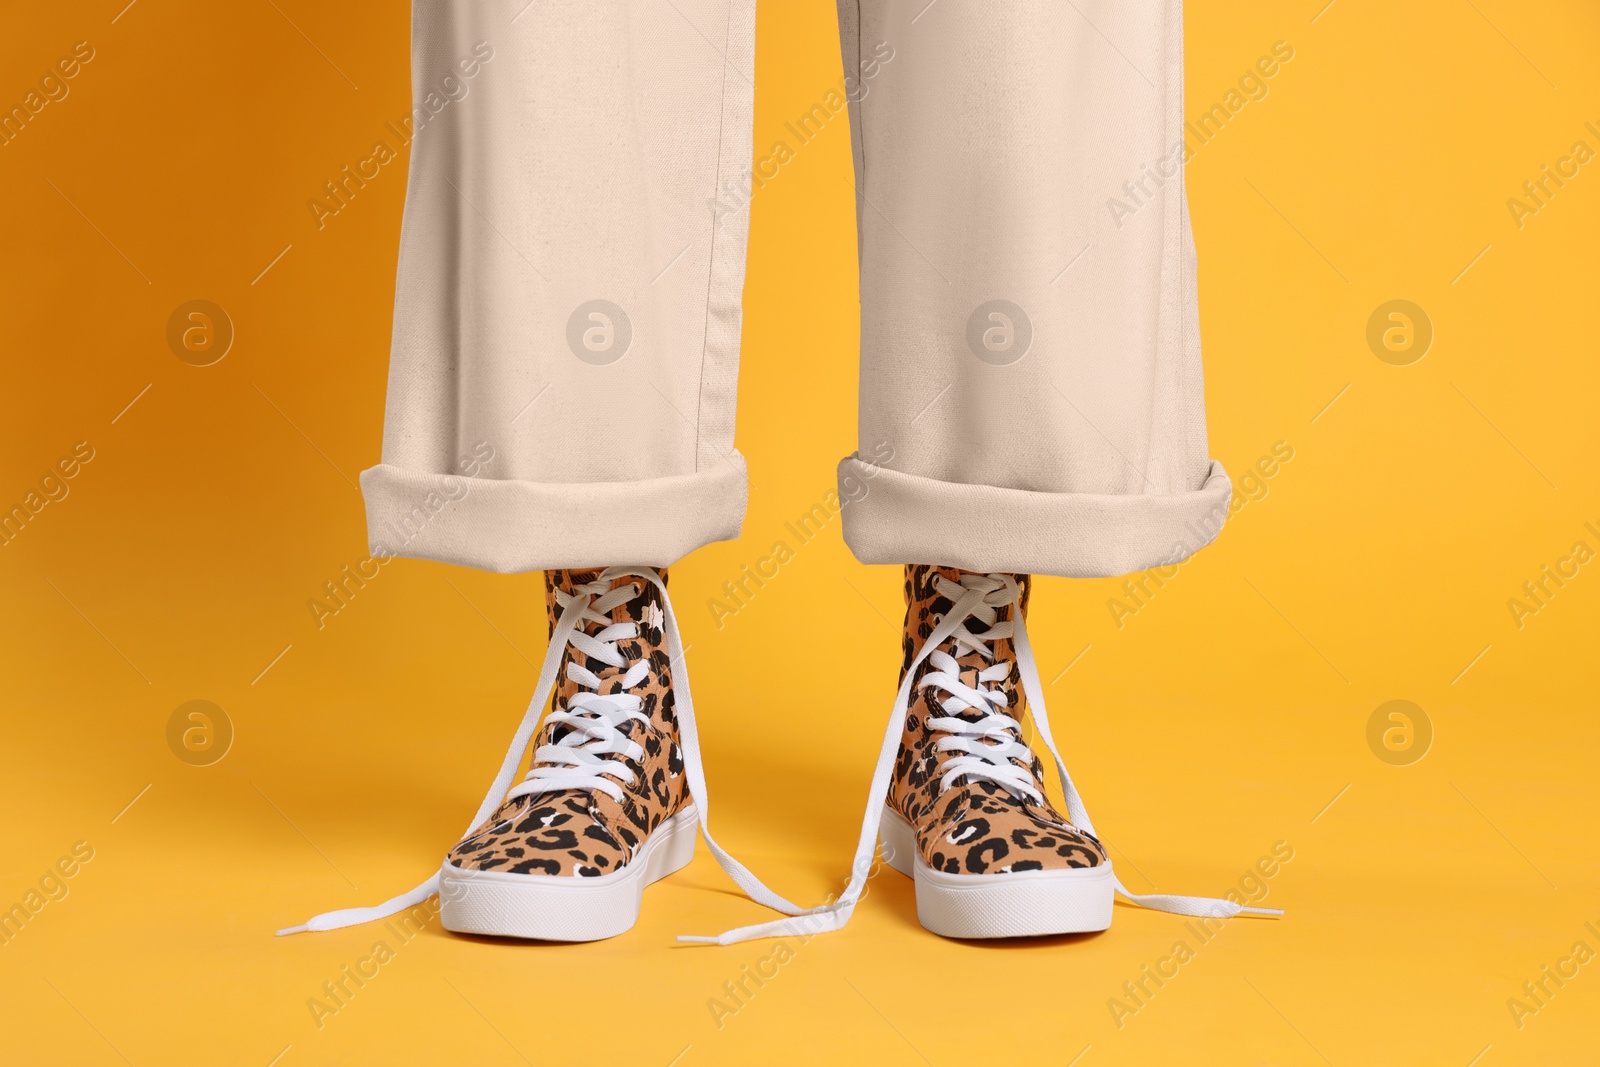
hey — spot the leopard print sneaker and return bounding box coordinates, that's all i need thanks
[277,566,706,941]
[436,568,697,941]
[875,565,1114,937]
[869,565,1283,940]
[676,563,1281,947]
[281,564,1279,946]
[282,563,815,946]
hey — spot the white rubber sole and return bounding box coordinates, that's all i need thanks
[439,804,698,942]
[880,804,1115,939]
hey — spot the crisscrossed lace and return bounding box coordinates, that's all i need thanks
[916,574,1041,802]
[278,566,811,937]
[508,581,651,805]
[677,569,1283,945]
[279,566,1283,942]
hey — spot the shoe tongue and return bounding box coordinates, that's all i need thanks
[547,574,671,738]
[543,568,670,640]
[602,576,666,644]
[939,662,988,724]
[592,668,635,696]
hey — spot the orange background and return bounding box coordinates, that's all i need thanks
[2,1,1598,1064]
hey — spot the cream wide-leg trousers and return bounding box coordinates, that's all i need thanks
[360,0,1232,579]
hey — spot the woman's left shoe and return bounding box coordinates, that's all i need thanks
[880,564,1115,938]
[675,563,1284,947]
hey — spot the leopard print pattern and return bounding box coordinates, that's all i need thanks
[888,564,1107,875]
[446,569,688,878]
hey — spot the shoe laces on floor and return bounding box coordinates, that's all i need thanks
[279,567,1282,941]
[678,569,1284,946]
[278,567,812,937]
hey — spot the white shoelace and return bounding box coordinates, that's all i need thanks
[278,566,811,936]
[916,590,1040,803]
[506,581,651,806]
[677,570,1282,945]
[279,567,1281,941]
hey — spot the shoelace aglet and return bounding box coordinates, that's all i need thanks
[1239,905,1285,918]
[275,913,354,936]
[676,934,723,945]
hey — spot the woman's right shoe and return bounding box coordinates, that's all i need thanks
[439,568,693,941]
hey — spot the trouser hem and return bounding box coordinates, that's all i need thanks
[360,459,748,572]
[837,454,1232,578]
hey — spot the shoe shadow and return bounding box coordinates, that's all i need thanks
[434,930,594,949]
[937,930,1108,949]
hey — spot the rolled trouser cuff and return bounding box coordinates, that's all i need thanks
[360,458,747,573]
[838,454,1232,579]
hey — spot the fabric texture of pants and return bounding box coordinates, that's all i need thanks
[360,0,1232,579]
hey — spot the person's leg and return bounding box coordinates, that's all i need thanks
[837,0,1227,573]
[660,0,1271,950]
[827,0,1272,939]
[283,0,765,941]
[363,0,754,572]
